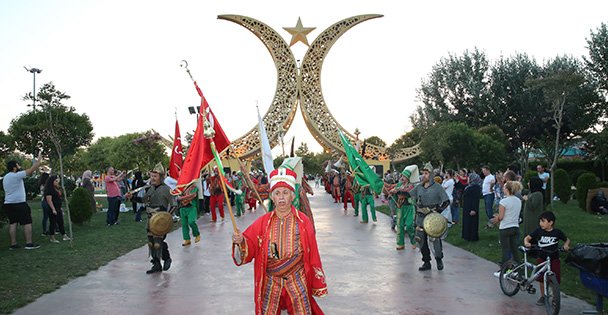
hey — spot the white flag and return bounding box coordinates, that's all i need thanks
[257,106,275,178]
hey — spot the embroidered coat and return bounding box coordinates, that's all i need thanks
[232,206,327,314]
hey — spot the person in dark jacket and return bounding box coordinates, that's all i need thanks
[461,173,482,241]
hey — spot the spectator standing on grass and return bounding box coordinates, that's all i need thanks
[491,180,523,277]
[461,173,482,241]
[81,170,96,214]
[105,167,125,226]
[481,166,496,228]
[38,172,50,236]
[3,153,42,250]
[44,175,71,243]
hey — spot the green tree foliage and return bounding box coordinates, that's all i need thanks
[584,129,608,181]
[576,172,598,211]
[9,83,93,160]
[553,168,572,204]
[419,122,505,170]
[413,48,491,129]
[364,136,386,148]
[0,131,14,161]
[583,22,608,98]
[527,56,603,166]
[82,132,168,173]
[69,187,94,225]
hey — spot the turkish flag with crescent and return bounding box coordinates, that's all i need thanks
[168,119,183,180]
[173,81,231,194]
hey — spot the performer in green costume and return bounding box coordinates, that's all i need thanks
[391,165,419,250]
[360,184,377,223]
[177,184,200,246]
[234,172,245,217]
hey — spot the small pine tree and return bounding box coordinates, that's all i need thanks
[553,168,571,204]
[69,187,94,225]
[576,173,598,211]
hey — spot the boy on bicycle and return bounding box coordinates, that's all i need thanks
[523,211,571,306]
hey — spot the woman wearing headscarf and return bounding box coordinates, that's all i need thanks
[461,173,482,241]
[522,177,544,238]
[81,170,96,212]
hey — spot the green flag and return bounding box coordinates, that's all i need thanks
[338,130,384,194]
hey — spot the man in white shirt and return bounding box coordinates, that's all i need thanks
[481,166,496,227]
[537,165,550,195]
[3,153,42,250]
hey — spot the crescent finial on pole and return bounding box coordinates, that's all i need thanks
[180,60,195,82]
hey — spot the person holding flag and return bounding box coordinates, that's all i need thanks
[390,165,418,250]
[208,166,225,222]
[232,167,328,314]
[338,131,384,224]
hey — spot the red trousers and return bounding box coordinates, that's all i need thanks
[209,194,224,221]
[247,198,257,210]
[332,186,341,203]
[343,191,355,210]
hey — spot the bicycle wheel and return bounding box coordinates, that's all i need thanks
[544,273,560,315]
[499,260,520,296]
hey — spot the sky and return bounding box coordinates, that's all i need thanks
[1,0,607,155]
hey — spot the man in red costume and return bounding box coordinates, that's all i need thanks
[232,167,328,315]
[343,171,355,214]
[208,166,224,222]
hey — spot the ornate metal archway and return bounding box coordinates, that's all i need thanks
[218,15,421,162]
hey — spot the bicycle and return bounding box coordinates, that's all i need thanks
[499,245,565,315]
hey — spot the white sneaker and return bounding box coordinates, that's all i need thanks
[493,271,501,278]
[62,235,71,241]
[50,239,60,244]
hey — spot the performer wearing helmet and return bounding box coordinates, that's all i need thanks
[126,163,174,274]
[409,164,450,271]
[232,167,328,315]
[390,165,418,250]
[234,171,245,217]
[208,166,225,222]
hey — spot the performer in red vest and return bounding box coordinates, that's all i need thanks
[232,167,328,315]
[343,172,355,213]
[208,166,224,222]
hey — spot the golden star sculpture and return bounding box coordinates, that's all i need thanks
[283,17,316,47]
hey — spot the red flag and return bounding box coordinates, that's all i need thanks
[194,81,230,153]
[173,82,231,194]
[168,119,183,179]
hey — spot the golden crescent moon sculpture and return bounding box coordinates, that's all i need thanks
[218,14,421,162]
[217,15,299,159]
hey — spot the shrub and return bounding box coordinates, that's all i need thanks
[569,169,588,186]
[576,173,598,211]
[599,181,608,188]
[553,168,571,204]
[69,187,94,225]
[0,180,5,228]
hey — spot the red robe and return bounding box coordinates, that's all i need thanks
[232,207,327,314]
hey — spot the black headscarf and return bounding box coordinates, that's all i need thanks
[529,177,543,193]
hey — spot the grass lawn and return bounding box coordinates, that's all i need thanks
[0,198,148,314]
[377,200,608,308]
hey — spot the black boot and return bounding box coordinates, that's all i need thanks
[418,262,431,271]
[436,258,444,271]
[146,261,162,274]
[163,258,172,271]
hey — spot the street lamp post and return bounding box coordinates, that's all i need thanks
[24,66,42,111]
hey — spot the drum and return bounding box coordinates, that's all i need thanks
[149,211,173,236]
[422,211,448,238]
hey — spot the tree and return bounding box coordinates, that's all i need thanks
[0,131,14,160]
[584,129,608,181]
[364,136,386,148]
[584,22,608,101]
[82,132,168,173]
[527,56,604,209]
[295,142,311,157]
[9,83,93,160]
[412,48,491,129]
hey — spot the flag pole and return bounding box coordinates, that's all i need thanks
[210,141,239,234]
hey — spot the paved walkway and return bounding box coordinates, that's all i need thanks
[16,186,593,314]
